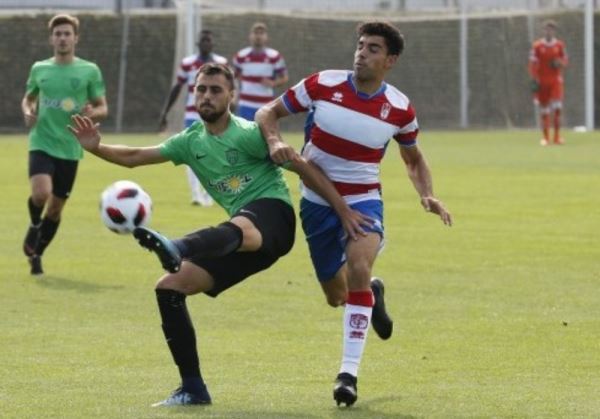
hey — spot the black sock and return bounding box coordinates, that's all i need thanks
[35,217,60,256]
[155,289,204,394]
[173,221,243,259]
[28,197,43,226]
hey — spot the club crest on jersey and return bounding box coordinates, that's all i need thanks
[70,78,80,90]
[349,313,369,329]
[380,103,392,120]
[331,92,343,103]
[225,149,239,165]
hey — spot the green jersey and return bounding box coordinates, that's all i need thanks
[26,57,106,160]
[159,115,293,216]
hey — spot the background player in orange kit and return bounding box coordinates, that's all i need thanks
[528,19,568,146]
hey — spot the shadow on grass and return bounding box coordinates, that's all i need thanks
[329,395,417,418]
[144,408,321,418]
[35,275,124,293]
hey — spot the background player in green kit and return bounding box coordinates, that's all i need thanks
[69,63,370,406]
[21,14,108,275]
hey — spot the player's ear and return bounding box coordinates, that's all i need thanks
[385,54,399,69]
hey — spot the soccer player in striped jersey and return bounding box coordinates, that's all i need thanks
[528,20,568,146]
[70,63,370,407]
[232,22,288,121]
[159,30,227,205]
[256,21,452,407]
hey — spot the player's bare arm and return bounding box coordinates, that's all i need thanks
[158,82,184,131]
[400,145,452,226]
[81,96,108,121]
[68,114,167,168]
[255,98,296,164]
[21,93,38,128]
[287,156,372,240]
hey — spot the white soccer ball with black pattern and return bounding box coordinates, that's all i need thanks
[100,180,152,234]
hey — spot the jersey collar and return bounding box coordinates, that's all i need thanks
[348,72,387,99]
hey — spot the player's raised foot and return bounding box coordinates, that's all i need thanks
[370,277,393,340]
[554,137,565,145]
[333,372,358,407]
[133,227,182,273]
[23,224,40,257]
[28,255,43,276]
[151,386,212,407]
[540,138,549,146]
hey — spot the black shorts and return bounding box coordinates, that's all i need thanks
[29,150,79,199]
[189,198,296,297]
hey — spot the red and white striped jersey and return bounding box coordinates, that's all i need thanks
[232,46,287,109]
[176,53,228,121]
[282,70,419,205]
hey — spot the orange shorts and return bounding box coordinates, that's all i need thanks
[534,80,563,106]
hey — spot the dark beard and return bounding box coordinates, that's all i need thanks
[199,107,226,123]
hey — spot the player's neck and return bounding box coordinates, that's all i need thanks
[352,75,384,96]
[53,52,75,65]
[205,113,231,136]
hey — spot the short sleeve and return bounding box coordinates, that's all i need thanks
[88,64,106,100]
[25,64,39,96]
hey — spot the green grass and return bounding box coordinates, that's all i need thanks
[1,130,599,418]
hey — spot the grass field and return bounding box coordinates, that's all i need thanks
[1,130,599,418]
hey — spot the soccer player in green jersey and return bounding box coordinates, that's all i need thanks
[69,63,370,406]
[21,14,108,275]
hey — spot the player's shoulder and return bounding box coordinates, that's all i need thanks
[30,58,54,70]
[73,57,102,73]
[264,47,282,58]
[532,38,545,48]
[314,69,350,87]
[383,84,411,110]
[212,53,228,64]
[235,46,253,58]
[74,57,99,67]
[231,114,259,131]
[181,54,198,66]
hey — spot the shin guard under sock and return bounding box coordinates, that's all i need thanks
[35,217,60,256]
[28,197,43,226]
[155,289,204,392]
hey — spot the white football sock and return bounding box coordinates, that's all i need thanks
[339,303,372,377]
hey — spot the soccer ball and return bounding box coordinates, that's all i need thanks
[100,180,152,234]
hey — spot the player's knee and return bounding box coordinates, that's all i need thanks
[31,190,50,206]
[155,274,189,295]
[324,290,346,307]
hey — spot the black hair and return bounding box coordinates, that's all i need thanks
[357,21,404,55]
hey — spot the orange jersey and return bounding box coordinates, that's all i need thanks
[528,38,568,82]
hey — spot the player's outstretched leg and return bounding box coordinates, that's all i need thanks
[370,277,393,340]
[333,372,358,407]
[133,227,182,273]
[152,386,212,407]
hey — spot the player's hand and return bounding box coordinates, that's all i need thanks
[23,110,37,128]
[268,138,297,165]
[530,79,540,93]
[339,207,374,241]
[421,196,452,226]
[68,114,101,152]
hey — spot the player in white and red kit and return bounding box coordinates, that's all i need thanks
[256,21,452,407]
[159,30,227,205]
[232,22,288,121]
[528,20,568,146]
